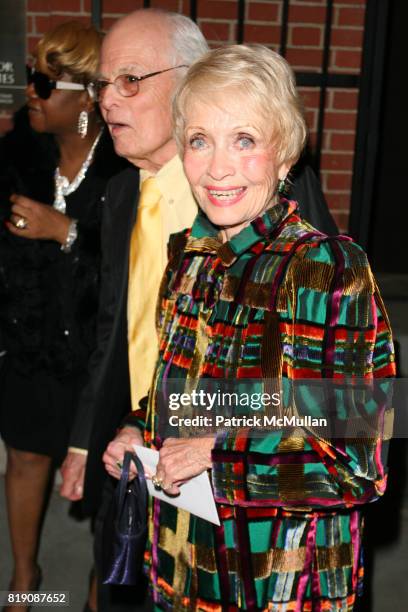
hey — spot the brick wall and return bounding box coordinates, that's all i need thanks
[0,0,367,231]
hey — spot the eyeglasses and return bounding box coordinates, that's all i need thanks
[92,65,188,101]
[26,65,87,100]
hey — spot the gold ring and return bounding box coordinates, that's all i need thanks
[116,461,123,470]
[151,474,163,491]
[15,216,28,229]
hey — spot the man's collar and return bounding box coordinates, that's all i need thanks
[140,155,183,186]
[139,155,197,237]
[140,155,192,204]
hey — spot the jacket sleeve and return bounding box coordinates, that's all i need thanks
[68,178,123,450]
[211,238,396,509]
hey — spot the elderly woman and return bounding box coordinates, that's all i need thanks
[104,45,395,611]
[0,21,125,611]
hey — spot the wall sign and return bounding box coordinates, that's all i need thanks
[0,0,26,112]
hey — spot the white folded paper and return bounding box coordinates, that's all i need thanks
[134,445,220,526]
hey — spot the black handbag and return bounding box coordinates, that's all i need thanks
[102,451,148,585]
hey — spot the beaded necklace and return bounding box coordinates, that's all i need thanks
[53,129,103,214]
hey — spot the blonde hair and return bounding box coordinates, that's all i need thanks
[34,21,102,84]
[173,44,307,166]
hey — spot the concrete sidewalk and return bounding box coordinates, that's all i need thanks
[0,472,93,611]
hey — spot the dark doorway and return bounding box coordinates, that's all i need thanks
[368,0,408,274]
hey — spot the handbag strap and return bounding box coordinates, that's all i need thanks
[117,451,147,518]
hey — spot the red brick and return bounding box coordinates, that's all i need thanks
[244,24,280,45]
[198,1,238,20]
[305,109,317,132]
[180,0,191,17]
[248,1,280,22]
[27,16,35,36]
[330,132,356,152]
[325,172,352,191]
[336,7,366,27]
[32,16,51,36]
[325,110,356,130]
[102,0,143,12]
[291,26,322,47]
[332,49,362,70]
[326,193,351,210]
[322,131,331,150]
[27,0,50,9]
[28,35,43,54]
[331,27,363,48]
[286,48,323,69]
[321,153,354,171]
[331,211,349,233]
[151,0,181,11]
[49,0,82,11]
[289,5,327,24]
[299,88,320,109]
[331,90,358,111]
[49,14,90,28]
[199,21,231,42]
[35,14,91,34]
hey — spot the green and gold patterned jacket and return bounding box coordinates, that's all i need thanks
[131,200,395,611]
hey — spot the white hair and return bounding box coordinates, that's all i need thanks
[167,12,209,66]
[136,9,208,70]
[173,44,307,166]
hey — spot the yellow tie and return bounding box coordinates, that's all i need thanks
[128,177,163,410]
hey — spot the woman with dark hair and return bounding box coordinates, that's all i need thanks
[0,21,126,610]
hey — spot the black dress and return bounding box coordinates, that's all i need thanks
[0,107,128,463]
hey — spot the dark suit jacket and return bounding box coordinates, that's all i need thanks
[289,165,338,235]
[71,162,337,515]
[69,166,140,514]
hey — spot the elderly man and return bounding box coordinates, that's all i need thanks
[59,8,208,611]
[61,7,207,505]
[60,7,336,611]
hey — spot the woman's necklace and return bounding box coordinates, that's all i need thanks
[53,128,103,214]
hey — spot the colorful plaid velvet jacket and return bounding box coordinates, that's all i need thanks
[133,200,395,611]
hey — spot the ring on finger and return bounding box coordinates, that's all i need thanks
[15,216,28,229]
[116,460,123,470]
[152,474,164,491]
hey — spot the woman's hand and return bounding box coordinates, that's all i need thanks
[103,427,144,481]
[154,437,215,495]
[6,194,71,244]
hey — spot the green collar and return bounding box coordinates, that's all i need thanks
[186,199,297,267]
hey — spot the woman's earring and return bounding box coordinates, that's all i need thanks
[278,177,287,195]
[77,110,88,138]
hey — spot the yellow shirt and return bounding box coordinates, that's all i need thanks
[68,156,197,455]
[129,155,197,408]
[139,154,197,268]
